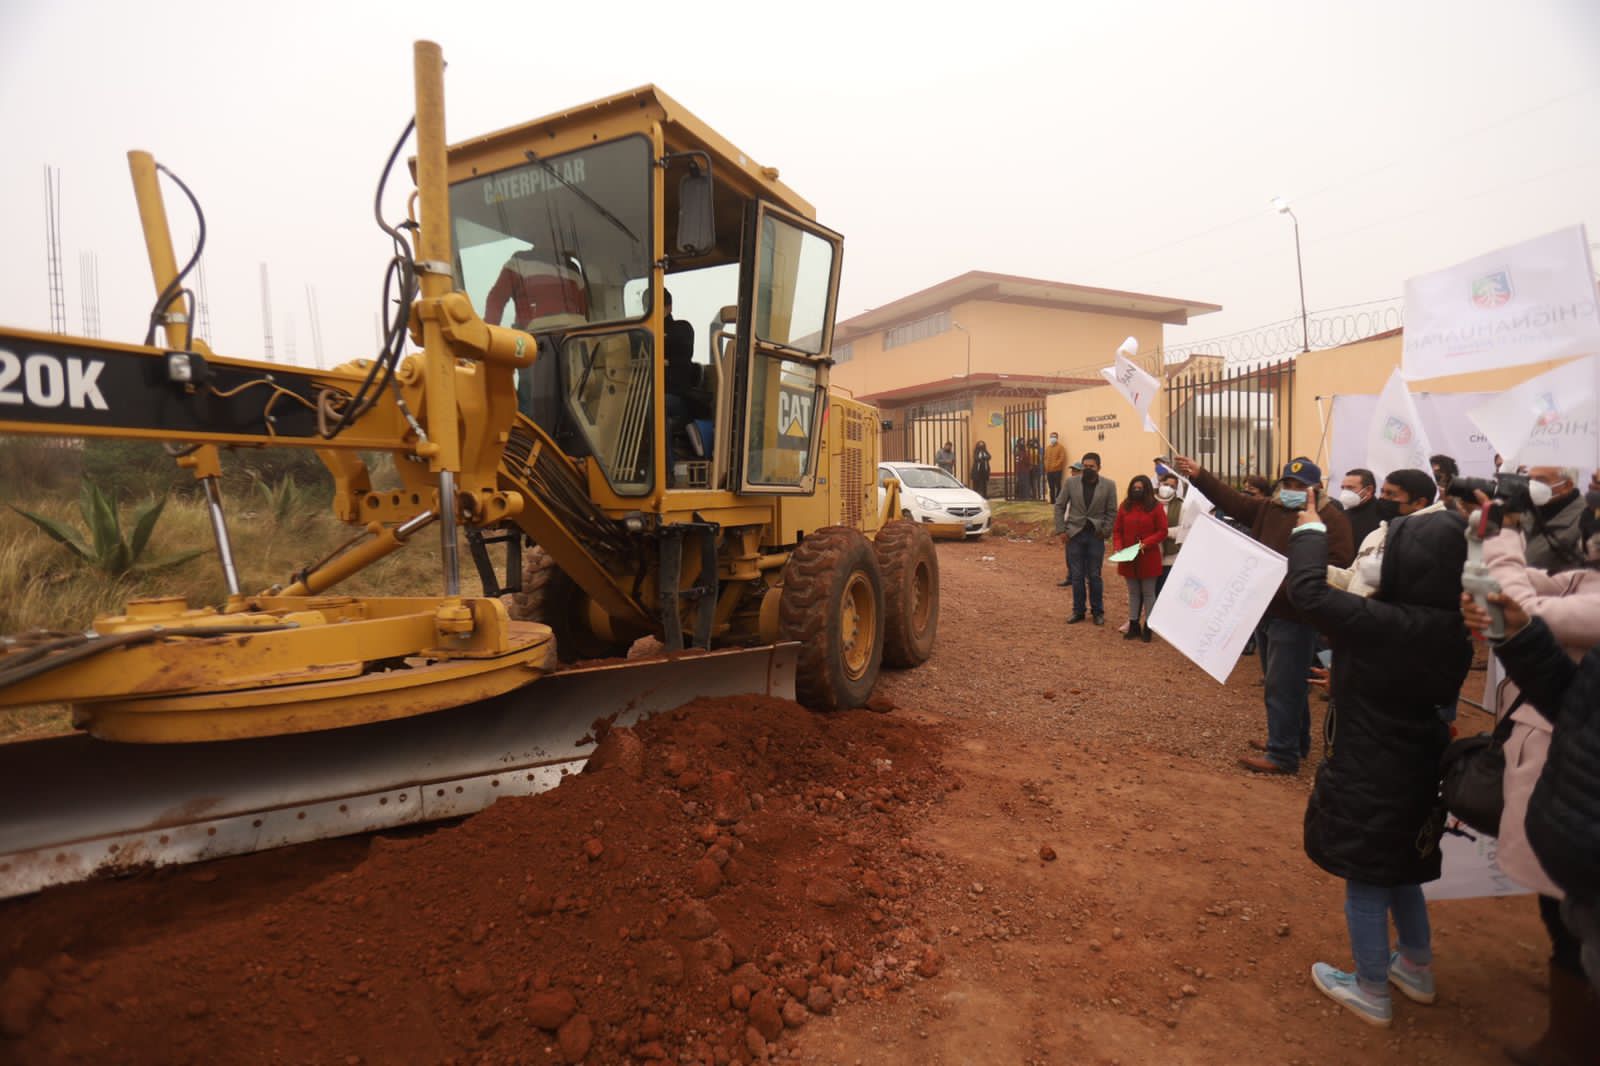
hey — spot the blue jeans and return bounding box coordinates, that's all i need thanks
[1067,532,1104,618]
[1345,880,1432,992]
[1259,616,1317,771]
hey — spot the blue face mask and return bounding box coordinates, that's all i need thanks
[1279,489,1308,509]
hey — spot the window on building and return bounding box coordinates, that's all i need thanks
[833,342,853,363]
[883,310,951,351]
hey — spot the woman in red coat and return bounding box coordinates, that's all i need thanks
[1113,474,1169,643]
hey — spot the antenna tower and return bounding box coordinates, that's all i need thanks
[43,167,66,333]
[259,262,276,359]
[305,285,326,368]
[78,252,102,338]
[194,235,212,345]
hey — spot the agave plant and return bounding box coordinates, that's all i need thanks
[11,480,206,576]
[253,473,308,525]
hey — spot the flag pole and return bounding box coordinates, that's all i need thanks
[1312,395,1332,470]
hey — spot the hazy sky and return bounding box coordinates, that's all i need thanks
[2,0,1597,373]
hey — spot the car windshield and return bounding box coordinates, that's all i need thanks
[448,136,651,332]
[890,466,964,490]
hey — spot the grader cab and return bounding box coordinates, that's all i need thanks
[0,43,940,898]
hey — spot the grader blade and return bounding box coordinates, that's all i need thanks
[0,644,797,901]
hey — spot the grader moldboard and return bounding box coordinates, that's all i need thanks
[0,42,940,900]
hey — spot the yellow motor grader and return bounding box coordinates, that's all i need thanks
[0,42,939,898]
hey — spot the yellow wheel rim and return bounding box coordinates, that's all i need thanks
[840,571,876,680]
[910,560,932,634]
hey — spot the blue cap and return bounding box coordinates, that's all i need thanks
[1280,457,1322,486]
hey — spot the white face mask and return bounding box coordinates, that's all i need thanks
[1338,488,1364,510]
[1156,484,1176,501]
[1356,552,1383,589]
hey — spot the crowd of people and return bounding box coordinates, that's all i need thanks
[1039,443,1600,1054]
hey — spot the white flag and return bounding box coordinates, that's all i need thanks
[1424,823,1532,901]
[1100,350,1161,433]
[1366,369,1435,477]
[1467,355,1600,470]
[1148,513,1286,684]
[1402,224,1600,380]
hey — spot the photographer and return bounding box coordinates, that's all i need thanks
[1462,492,1600,1060]
[1286,487,1471,1028]
[1523,467,1587,574]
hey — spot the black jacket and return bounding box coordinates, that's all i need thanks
[1494,617,1600,898]
[1344,498,1381,551]
[1287,511,1472,885]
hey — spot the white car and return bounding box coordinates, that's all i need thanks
[877,462,991,538]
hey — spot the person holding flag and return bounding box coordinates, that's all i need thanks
[1285,483,1471,1029]
[1172,454,1354,773]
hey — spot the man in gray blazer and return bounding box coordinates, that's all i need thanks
[1054,451,1118,624]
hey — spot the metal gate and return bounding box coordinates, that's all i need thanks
[1001,400,1047,501]
[1165,360,1294,487]
[882,405,970,484]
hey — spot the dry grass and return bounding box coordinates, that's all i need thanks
[0,489,497,739]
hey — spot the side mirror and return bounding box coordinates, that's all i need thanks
[676,168,715,256]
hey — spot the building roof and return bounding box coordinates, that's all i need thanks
[851,371,1100,407]
[835,271,1222,340]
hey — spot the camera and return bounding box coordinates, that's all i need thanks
[1445,473,1551,513]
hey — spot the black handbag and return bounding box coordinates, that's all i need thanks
[1439,711,1517,837]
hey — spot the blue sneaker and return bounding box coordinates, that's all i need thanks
[1387,951,1436,1004]
[1311,962,1393,1027]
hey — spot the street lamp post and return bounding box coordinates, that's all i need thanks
[1272,197,1310,353]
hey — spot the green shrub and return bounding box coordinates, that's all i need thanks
[11,480,206,576]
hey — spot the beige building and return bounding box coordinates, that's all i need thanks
[1046,329,1581,493]
[830,271,1220,489]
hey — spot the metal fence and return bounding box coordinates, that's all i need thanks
[1001,400,1048,501]
[1165,360,1295,486]
[881,405,970,484]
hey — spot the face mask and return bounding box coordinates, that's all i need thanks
[1130,486,1146,499]
[1157,485,1176,501]
[1528,480,1556,508]
[1279,489,1308,509]
[1375,498,1401,522]
[1338,489,1363,510]
[1356,552,1383,589]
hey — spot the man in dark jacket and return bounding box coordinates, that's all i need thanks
[1054,453,1117,624]
[1338,467,1381,549]
[1286,496,1471,1028]
[1172,455,1355,773]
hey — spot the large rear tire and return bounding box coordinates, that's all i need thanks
[874,520,939,668]
[505,545,628,663]
[779,526,885,710]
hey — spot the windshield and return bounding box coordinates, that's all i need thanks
[888,466,963,490]
[449,136,651,331]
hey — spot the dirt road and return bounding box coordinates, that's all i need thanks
[0,534,1552,1064]
[792,535,1549,1066]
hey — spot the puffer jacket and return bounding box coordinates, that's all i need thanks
[1481,529,1600,897]
[1287,510,1472,885]
[1494,617,1600,900]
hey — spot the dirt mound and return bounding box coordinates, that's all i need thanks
[0,696,951,1064]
